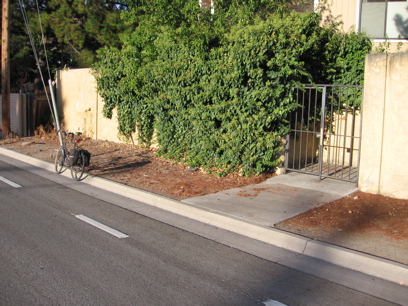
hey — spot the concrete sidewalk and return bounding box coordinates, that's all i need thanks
[1,146,407,289]
[183,173,358,228]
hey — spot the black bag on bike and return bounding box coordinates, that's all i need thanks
[68,149,90,167]
[68,149,79,166]
[81,149,91,167]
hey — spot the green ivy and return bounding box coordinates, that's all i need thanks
[93,1,372,176]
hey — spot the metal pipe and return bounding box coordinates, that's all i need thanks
[48,79,63,146]
[318,86,326,180]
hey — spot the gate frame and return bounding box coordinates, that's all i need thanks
[284,84,363,183]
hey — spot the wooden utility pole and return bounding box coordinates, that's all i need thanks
[1,0,11,139]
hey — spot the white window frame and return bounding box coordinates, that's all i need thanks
[358,0,408,41]
[199,0,215,14]
[315,0,408,41]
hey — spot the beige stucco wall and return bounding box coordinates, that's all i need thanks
[56,68,127,143]
[320,0,359,32]
[359,53,408,199]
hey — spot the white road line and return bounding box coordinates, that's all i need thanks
[263,300,287,306]
[0,176,22,188]
[75,214,129,238]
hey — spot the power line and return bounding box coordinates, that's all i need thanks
[17,0,55,123]
[35,0,51,81]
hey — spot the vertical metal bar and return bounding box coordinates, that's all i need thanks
[298,90,305,171]
[329,87,335,177]
[322,88,328,177]
[285,88,296,172]
[285,132,290,173]
[332,86,339,178]
[348,87,357,179]
[356,87,363,185]
[305,88,312,170]
[285,91,292,172]
[318,86,326,180]
[312,88,319,174]
[341,87,349,179]
[292,89,299,170]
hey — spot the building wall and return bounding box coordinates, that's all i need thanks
[359,53,408,199]
[55,68,132,143]
[320,0,359,32]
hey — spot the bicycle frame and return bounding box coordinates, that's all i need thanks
[55,131,86,180]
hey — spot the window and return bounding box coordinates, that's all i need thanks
[200,0,214,14]
[360,0,408,39]
[200,0,212,9]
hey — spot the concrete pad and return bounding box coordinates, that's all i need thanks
[262,172,358,196]
[183,173,358,227]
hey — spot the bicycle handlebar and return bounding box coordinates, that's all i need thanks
[58,130,83,144]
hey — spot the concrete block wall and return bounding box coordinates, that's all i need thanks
[359,53,408,199]
[55,68,133,143]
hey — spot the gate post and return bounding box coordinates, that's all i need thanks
[318,86,326,180]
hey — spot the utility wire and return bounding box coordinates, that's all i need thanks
[18,0,55,123]
[35,0,52,82]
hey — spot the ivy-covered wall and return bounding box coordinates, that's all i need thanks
[93,2,372,176]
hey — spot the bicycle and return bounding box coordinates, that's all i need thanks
[55,131,87,181]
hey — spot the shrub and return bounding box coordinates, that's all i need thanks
[93,3,372,175]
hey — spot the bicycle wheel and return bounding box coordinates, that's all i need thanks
[71,151,85,181]
[55,147,65,174]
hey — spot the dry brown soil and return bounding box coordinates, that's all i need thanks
[0,135,271,201]
[1,133,408,264]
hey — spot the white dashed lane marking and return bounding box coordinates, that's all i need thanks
[264,300,287,306]
[75,214,129,238]
[0,176,22,188]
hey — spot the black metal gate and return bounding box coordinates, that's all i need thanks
[285,85,363,183]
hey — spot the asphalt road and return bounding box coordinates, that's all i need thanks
[0,158,401,305]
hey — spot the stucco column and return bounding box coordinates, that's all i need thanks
[358,53,387,194]
[359,53,408,199]
[379,53,408,199]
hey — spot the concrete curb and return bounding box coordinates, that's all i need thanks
[1,146,407,286]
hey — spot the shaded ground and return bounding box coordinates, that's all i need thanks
[1,133,408,264]
[0,135,271,201]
